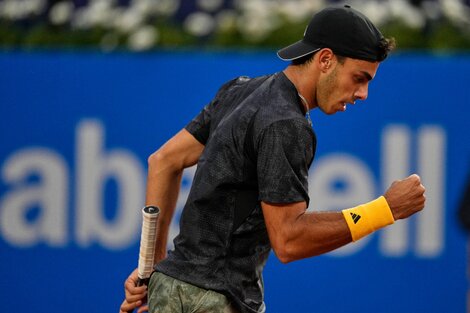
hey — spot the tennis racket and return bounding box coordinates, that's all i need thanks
[128,205,160,313]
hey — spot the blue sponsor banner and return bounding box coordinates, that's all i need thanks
[0,51,468,313]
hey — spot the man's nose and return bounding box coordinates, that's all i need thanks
[354,84,369,101]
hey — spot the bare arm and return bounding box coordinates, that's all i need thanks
[262,174,425,264]
[261,201,351,263]
[145,128,204,263]
[120,129,204,313]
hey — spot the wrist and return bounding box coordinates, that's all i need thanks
[342,196,395,242]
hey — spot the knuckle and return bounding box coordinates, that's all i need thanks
[414,185,424,194]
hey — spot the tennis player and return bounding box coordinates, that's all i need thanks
[120,5,425,313]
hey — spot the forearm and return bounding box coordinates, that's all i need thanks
[283,175,426,262]
[285,175,426,261]
[282,211,352,262]
[145,157,183,264]
[264,197,395,263]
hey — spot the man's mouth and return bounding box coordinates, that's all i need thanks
[339,100,356,112]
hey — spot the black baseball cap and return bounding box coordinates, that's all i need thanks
[277,5,387,62]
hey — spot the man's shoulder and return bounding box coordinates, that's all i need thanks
[227,72,309,136]
[220,74,273,95]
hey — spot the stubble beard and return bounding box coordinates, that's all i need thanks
[316,67,339,115]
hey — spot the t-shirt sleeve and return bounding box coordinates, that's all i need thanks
[257,119,315,205]
[185,101,213,144]
[185,78,240,145]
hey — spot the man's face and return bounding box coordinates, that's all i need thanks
[316,57,379,115]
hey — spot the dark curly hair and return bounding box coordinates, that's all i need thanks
[376,37,397,62]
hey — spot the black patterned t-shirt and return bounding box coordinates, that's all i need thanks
[156,72,316,313]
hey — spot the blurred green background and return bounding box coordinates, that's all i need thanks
[1,0,469,52]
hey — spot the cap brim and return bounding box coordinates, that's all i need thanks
[277,40,321,61]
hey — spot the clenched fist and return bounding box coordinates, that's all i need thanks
[384,174,426,220]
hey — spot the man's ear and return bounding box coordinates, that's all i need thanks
[316,48,335,72]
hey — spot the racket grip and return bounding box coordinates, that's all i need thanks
[126,277,150,313]
[136,277,150,287]
[126,205,159,313]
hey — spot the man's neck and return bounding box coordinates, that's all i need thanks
[283,65,318,110]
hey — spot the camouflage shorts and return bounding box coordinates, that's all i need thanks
[148,272,238,313]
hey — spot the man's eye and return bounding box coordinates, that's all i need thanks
[355,76,365,83]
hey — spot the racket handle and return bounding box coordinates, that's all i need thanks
[136,277,150,287]
[126,277,150,313]
[127,205,159,313]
